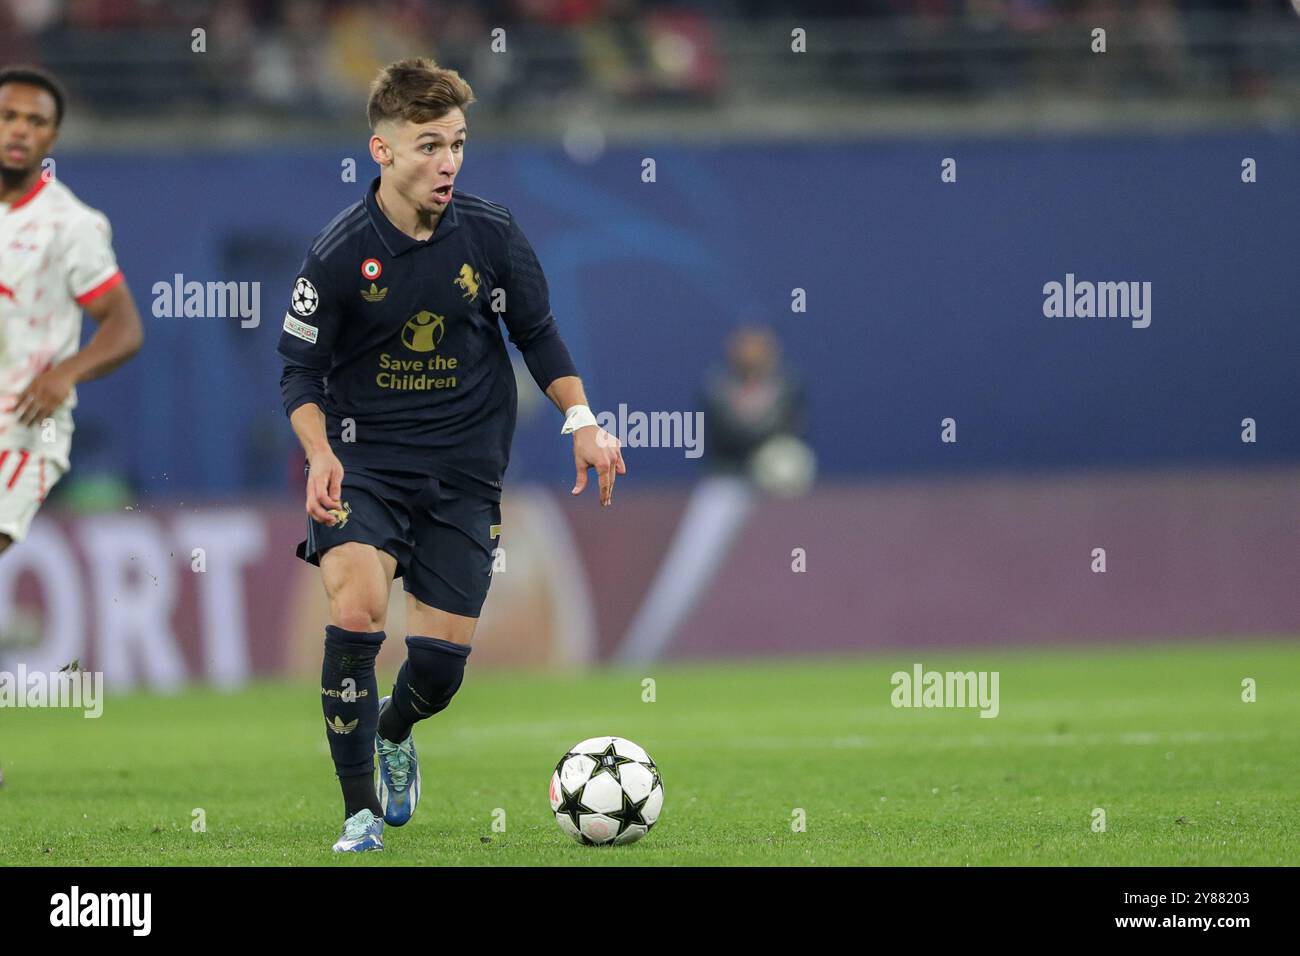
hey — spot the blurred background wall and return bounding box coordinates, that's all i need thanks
[2,0,1299,688]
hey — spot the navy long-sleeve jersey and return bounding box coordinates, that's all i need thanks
[277,178,578,501]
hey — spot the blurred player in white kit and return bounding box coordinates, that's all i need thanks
[0,65,143,556]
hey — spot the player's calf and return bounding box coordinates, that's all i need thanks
[379,635,471,743]
[373,637,471,826]
[321,625,386,819]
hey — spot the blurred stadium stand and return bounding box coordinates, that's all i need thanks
[3,1,1299,144]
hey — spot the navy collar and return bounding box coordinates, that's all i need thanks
[364,177,459,257]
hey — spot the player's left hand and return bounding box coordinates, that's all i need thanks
[571,425,626,506]
[14,365,76,427]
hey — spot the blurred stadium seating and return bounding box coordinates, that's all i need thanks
[3,1,1299,139]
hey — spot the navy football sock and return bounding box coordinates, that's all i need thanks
[379,636,471,743]
[339,774,381,820]
[321,625,385,817]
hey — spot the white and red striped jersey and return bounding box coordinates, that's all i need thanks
[0,175,123,469]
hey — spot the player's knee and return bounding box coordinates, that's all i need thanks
[327,580,389,632]
[0,534,12,556]
[331,602,386,633]
[392,636,472,722]
[320,544,392,630]
[327,582,384,629]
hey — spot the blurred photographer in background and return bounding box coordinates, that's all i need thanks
[617,324,813,664]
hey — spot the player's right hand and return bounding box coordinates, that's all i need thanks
[306,449,345,525]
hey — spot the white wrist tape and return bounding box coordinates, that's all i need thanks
[561,404,598,435]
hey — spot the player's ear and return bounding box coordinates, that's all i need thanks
[369,133,392,167]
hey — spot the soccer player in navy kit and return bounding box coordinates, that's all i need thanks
[277,58,625,852]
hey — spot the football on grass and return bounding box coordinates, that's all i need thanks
[550,736,664,845]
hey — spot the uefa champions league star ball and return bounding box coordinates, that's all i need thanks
[291,277,319,316]
[549,736,664,845]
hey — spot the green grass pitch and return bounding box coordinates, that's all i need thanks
[1,641,1297,865]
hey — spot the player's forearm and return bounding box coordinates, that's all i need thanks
[289,403,333,459]
[58,308,143,384]
[544,375,589,416]
[512,321,579,398]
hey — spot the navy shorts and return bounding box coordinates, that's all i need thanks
[296,465,502,618]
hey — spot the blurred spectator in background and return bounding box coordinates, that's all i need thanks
[616,325,813,663]
[700,325,809,485]
[4,0,1296,121]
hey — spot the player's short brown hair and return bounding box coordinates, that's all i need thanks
[367,57,475,130]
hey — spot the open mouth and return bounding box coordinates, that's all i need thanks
[434,184,453,202]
